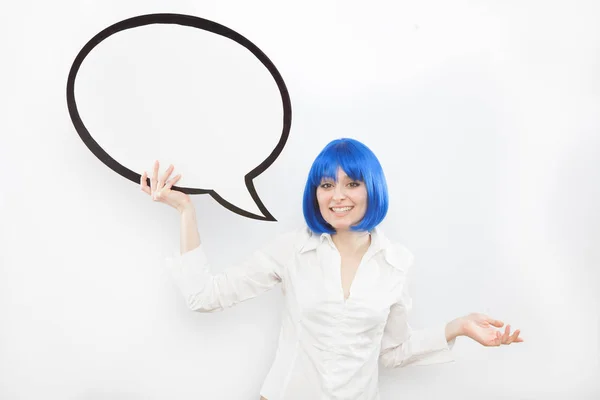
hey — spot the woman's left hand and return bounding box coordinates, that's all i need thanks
[461,312,523,346]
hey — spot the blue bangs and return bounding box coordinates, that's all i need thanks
[303,138,389,234]
[308,141,367,187]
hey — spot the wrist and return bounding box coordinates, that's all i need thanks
[445,317,466,342]
[177,201,195,215]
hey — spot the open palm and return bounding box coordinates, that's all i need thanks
[462,312,523,347]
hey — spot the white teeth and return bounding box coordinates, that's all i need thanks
[331,206,353,212]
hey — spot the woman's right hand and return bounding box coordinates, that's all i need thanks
[140,161,192,213]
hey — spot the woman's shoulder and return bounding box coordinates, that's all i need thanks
[374,229,415,273]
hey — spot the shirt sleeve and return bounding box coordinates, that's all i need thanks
[164,231,297,313]
[379,249,456,368]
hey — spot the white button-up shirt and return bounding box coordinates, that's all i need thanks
[165,227,455,400]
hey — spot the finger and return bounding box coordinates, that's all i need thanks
[507,330,521,344]
[140,172,151,195]
[504,331,516,345]
[151,160,159,194]
[501,325,511,343]
[158,164,174,191]
[492,331,502,347]
[165,174,182,191]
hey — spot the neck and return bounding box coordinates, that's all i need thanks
[331,229,371,253]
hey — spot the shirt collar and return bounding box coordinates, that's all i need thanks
[297,227,402,270]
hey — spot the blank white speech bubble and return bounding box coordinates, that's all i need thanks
[67,14,292,220]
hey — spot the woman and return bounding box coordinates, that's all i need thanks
[140,138,522,400]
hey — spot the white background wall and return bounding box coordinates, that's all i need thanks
[1,1,599,399]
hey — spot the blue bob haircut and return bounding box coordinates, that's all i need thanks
[303,138,389,234]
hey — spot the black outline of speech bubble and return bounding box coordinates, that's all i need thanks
[66,13,292,221]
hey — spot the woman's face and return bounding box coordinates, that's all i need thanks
[316,167,368,232]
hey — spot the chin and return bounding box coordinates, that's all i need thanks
[330,225,349,232]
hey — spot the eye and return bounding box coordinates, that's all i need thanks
[348,181,361,188]
[320,182,333,189]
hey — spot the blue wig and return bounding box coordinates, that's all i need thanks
[303,138,389,234]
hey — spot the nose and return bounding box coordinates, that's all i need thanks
[332,184,346,202]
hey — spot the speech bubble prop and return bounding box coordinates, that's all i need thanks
[66,13,292,221]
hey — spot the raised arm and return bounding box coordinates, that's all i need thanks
[164,231,289,313]
[179,202,201,255]
[140,161,293,313]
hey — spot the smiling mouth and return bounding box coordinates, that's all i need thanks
[330,206,354,213]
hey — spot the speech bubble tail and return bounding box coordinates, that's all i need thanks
[210,182,275,221]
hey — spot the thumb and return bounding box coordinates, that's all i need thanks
[488,318,504,328]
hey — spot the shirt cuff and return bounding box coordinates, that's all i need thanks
[411,324,456,366]
[164,245,211,299]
